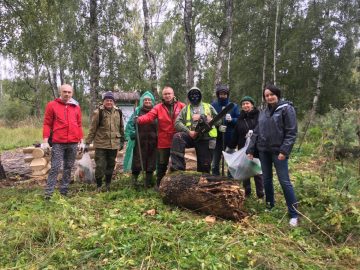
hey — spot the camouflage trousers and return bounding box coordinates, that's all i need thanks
[95,148,117,187]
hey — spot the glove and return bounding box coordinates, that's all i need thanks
[225,113,232,122]
[81,143,89,153]
[219,125,227,133]
[225,147,235,154]
[246,130,253,138]
[41,142,51,151]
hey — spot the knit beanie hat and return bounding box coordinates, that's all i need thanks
[240,96,255,105]
[216,84,229,97]
[103,91,115,101]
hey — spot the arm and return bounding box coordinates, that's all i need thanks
[229,104,240,127]
[85,110,100,144]
[209,105,221,127]
[246,124,259,155]
[119,110,125,143]
[279,106,297,156]
[42,102,54,142]
[137,105,158,125]
[77,106,84,141]
[175,107,190,133]
[228,124,239,149]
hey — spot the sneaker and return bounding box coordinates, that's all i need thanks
[289,218,298,227]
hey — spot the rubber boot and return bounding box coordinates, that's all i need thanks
[145,172,153,188]
[105,175,112,192]
[132,173,139,190]
[96,177,103,192]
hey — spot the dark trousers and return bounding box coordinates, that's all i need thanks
[259,151,298,218]
[170,132,213,173]
[243,174,264,198]
[156,148,170,186]
[95,148,117,187]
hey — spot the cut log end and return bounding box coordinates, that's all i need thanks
[159,172,247,221]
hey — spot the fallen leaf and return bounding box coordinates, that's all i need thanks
[144,209,156,216]
[205,215,216,223]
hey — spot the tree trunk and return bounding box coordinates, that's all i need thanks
[213,0,233,97]
[142,0,158,98]
[273,0,281,85]
[89,0,100,114]
[309,71,322,124]
[46,66,58,99]
[159,173,247,221]
[260,3,269,104]
[33,60,41,117]
[184,0,195,89]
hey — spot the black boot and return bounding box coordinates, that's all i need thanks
[105,175,112,192]
[132,173,139,190]
[96,177,103,192]
[145,172,153,188]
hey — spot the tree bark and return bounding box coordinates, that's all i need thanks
[159,173,247,221]
[273,0,281,85]
[89,0,100,114]
[261,2,270,102]
[184,0,195,89]
[142,0,158,98]
[214,0,233,97]
[0,155,6,180]
[46,66,58,99]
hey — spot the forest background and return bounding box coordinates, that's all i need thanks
[0,0,359,122]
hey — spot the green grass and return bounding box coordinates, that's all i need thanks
[0,127,42,151]
[0,169,359,269]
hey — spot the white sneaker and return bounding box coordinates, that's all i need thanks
[289,218,298,227]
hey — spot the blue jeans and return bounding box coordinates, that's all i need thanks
[259,151,298,218]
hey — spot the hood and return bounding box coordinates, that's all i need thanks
[136,90,155,113]
[55,97,79,106]
[187,87,202,105]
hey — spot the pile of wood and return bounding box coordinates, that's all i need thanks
[159,173,247,221]
[22,144,124,178]
[23,147,51,176]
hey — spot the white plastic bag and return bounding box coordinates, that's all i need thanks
[223,137,262,180]
[74,153,94,184]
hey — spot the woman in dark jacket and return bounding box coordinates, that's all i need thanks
[247,84,298,227]
[228,96,264,198]
[124,91,157,188]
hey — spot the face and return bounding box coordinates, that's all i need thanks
[143,97,153,107]
[59,84,73,103]
[264,89,278,106]
[218,92,228,100]
[103,98,114,110]
[241,101,254,112]
[162,87,175,103]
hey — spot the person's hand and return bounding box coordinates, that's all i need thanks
[225,147,235,154]
[133,116,139,124]
[192,114,200,121]
[247,154,254,160]
[245,130,253,138]
[219,125,227,133]
[78,142,86,152]
[41,142,51,151]
[278,153,286,160]
[189,130,198,139]
[206,115,212,122]
[225,113,232,122]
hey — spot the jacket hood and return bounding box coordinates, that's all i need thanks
[136,91,155,113]
[55,97,79,106]
[187,87,202,105]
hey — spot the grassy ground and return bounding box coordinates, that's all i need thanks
[0,158,359,269]
[0,125,359,269]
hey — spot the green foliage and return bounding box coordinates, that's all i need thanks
[0,97,31,125]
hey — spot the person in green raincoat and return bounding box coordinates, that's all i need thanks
[124,91,157,188]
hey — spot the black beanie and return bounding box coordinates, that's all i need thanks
[263,84,281,100]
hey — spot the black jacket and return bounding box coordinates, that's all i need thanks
[228,108,260,149]
[247,101,297,156]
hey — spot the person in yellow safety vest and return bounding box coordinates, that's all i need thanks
[170,86,220,173]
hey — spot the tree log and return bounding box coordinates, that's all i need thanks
[23,147,36,154]
[30,158,48,171]
[335,146,360,159]
[32,148,45,158]
[159,173,247,221]
[0,155,6,180]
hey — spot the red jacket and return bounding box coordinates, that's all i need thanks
[43,98,83,143]
[138,101,185,148]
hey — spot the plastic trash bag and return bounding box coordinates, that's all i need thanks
[74,153,94,184]
[223,137,262,180]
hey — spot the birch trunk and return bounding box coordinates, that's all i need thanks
[273,0,281,85]
[214,0,233,97]
[89,0,100,114]
[184,0,195,89]
[143,0,158,98]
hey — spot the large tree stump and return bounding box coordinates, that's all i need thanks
[0,155,6,180]
[159,173,247,221]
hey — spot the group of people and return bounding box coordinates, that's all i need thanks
[42,83,299,227]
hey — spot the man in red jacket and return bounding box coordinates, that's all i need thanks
[42,84,84,199]
[136,86,185,188]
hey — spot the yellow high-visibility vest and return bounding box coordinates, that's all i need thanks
[185,103,217,138]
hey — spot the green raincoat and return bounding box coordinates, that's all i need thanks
[123,91,156,172]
